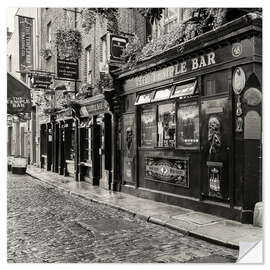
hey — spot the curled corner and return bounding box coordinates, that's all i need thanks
[237,241,263,263]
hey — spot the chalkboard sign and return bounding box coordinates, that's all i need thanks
[141,108,156,147]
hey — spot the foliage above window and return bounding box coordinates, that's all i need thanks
[137,8,165,24]
[81,8,119,33]
[121,8,261,69]
[40,48,52,60]
[54,28,82,60]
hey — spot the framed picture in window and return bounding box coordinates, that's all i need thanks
[141,107,156,147]
[177,102,200,148]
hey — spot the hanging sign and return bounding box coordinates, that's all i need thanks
[18,16,33,71]
[57,58,79,80]
[110,34,128,61]
[243,88,262,106]
[7,72,32,114]
[31,74,53,89]
[232,67,246,95]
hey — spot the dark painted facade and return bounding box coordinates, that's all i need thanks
[114,14,262,223]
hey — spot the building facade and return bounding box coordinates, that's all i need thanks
[114,10,262,223]
[7,8,40,164]
[9,8,262,224]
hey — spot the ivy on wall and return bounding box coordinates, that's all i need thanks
[81,8,119,33]
[54,28,82,60]
[121,8,261,69]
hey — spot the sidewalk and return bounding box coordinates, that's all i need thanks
[26,165,263,249]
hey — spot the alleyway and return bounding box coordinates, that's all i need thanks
[7,173,238,263]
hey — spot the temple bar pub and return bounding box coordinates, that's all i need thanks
[114,14,262,223]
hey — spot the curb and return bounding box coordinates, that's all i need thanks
[27,171,239,250]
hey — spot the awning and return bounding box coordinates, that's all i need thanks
[7,72,32,114]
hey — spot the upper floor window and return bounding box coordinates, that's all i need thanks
[85,46,92,84]
[163,8,179,34]
[47,21,52,43]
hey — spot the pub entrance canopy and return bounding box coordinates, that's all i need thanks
[7,72,32,114]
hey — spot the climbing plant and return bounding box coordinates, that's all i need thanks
[54,28,82,60]
[81,8,119,33]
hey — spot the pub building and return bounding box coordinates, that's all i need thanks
[114,13,262,223]
[70,93,114,190]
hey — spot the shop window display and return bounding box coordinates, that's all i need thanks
[157,103,176,147]
[141,107,156,147]
[177,102,200,148]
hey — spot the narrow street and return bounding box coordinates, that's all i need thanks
[7,173,238,263]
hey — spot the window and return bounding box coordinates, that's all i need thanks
[171,80,197,99]
[152,88,172,102]
[47,21,52,43]
[203,70,229,96]
[157,103,176,147]
[141,107,156,147]
[177,102,200,148]
[81,127,92,162]
[135,91,154,105]
[85,46,92,84]
[163,8,178,34]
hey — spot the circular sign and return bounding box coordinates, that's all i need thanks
[232,43,242,57]
[243,87,262,106]
[232,67,246,95]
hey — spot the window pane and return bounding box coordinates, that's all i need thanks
[152,88,171,102]
[141,108,156,147]
[172,81,197,98]
[177,102,200,148]
[157,103,176,147]
[135,92,153,105]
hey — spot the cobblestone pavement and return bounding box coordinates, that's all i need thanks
[7,173,239,263]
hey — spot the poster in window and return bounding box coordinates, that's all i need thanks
[157,103,176,148]
[141,108,156,147]
[177,102,200,148]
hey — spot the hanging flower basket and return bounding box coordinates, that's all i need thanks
[55,28,82,60]
[40,48,52,60]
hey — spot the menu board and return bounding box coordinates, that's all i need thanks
[177,102,200,148]
[141,108,156,147]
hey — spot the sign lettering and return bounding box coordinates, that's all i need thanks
[18,16,33,71]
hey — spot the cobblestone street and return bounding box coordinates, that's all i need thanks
[7,173,238,263]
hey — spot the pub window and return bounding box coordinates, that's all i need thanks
[81,127,92,162]
[141,107,156,147]
[177,102,200,148]
[135,91,154,105]
[203,70,229,96]
[157,103,176,148]
[171,80,197,99]
[152,87,172,102]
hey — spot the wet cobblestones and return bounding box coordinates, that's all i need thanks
[7,173,238,263]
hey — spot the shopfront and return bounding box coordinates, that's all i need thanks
[116,15,262,223]
[54,108,76,177]
[77,94,114,190]
[39,114,52,170]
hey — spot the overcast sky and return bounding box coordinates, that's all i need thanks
[7,7,18,32]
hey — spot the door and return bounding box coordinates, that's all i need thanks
[201,96,233,201]
[92,116,101,185]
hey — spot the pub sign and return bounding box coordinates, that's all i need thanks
[18,16,33,71]
[57,58,79,80]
